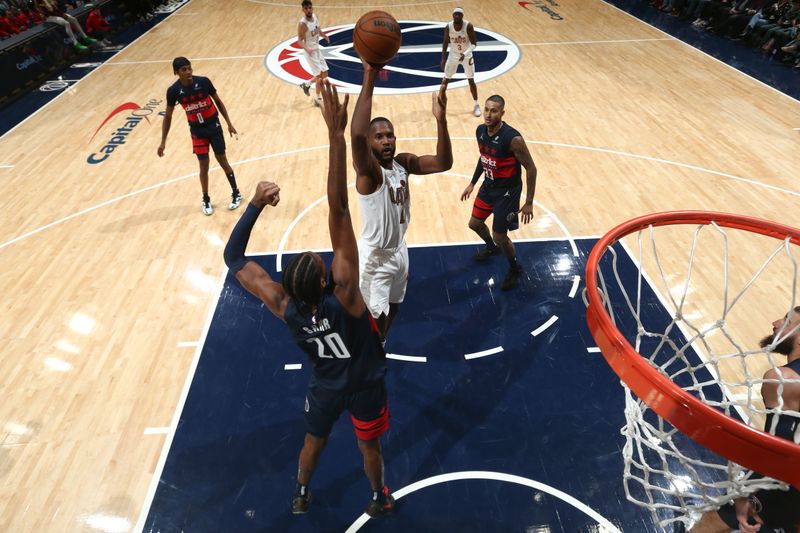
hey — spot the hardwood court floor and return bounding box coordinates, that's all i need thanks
[0,0,798,531]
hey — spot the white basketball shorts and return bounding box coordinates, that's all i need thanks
[444,53,475,79]
[358,241,409,318]
[304,49,328,76]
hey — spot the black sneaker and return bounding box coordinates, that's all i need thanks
[500,266,523,290]
[365,486,394,518]
[291,491,311,514]
[474,245,501,262]
[300,82,310,96]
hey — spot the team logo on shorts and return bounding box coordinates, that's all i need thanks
[265,21,520,95]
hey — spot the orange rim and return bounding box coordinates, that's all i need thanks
[584,211,800,488]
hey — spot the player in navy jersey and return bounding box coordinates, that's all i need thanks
[690,308,800,533]
[223,81,395,518]
[158,57,242,216]
[460,94,538,290]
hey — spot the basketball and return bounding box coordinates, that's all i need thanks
[352,11,402,67]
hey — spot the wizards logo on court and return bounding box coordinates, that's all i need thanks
[265,21,520,95]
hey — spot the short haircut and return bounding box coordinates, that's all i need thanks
[370,116,393,128]
[301,0,312,7]
[486,95,505,109]
[282,252,324,308]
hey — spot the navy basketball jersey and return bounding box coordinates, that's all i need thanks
[475,122,522,188]
[284,287,387,392]
[765,358,800,442]
[166,76,219,129]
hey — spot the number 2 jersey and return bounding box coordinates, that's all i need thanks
[476,122,522,189]
[166,76,219,130]
[284,285,387,393]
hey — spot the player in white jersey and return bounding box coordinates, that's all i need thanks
[298,0,330,107]
[351,58,453,341]
[441,7,481,117]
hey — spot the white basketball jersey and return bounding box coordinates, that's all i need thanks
[358,160,410,250]
[448,20,472,56]
[300,14,321,50]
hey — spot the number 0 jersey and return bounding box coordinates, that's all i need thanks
[476,122,522,189]
[284,285,387,393]
[166,76,219,129]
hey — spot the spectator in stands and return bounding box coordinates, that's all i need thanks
[84,7,110,46]
[1,7,23,35]
[33,0,95,52]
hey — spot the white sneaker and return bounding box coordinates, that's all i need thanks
[473,104,481,117]
[202,200,214,216]
[313,97,322,107]
[228,191,243,210]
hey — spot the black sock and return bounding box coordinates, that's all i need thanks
[508,256,519,268]
[225,171,238,192]
[372,487,386,502]
[296,483,308,497]
[202,192,210,203]
[482,236,497,248]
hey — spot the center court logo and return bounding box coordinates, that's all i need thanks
[87,99,161,164]
[265,21,520,95]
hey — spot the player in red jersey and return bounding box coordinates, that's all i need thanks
[158,57,242,216]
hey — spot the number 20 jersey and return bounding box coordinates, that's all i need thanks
[284,287,387,392]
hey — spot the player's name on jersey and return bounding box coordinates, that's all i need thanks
[303,318,332,335]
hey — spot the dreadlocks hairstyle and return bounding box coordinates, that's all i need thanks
[282,252,324,308]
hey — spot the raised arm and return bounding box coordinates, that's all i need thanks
[319,82,364,316]
[510,135,537,224]
[396,84,453,175]
[351,61,382,194]
[223,182,289,321]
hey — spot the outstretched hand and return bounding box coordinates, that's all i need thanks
[250,181,280,209]
[319,80,349,136]
[432,80,447,121]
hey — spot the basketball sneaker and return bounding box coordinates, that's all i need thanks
[73,43,89,52]
[300,83,310,96]
[365,486,395,518]
[474,245,500,261]
[202,199,214,216]
[228,191,243,210]
[291,490,311,514]
[500,265,523,290]
[473,104,481,117]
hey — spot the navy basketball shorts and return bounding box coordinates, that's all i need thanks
[190,121,226,160]
[717,488,800,532]
[304,380,390,441]
[472,182,522,234]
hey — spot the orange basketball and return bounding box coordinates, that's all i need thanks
[353,11,402,67]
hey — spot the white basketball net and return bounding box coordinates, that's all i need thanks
[588,220,800,530]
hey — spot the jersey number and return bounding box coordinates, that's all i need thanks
[484,166,494,180]
[196,112,204,124]
[307,332,352,359]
